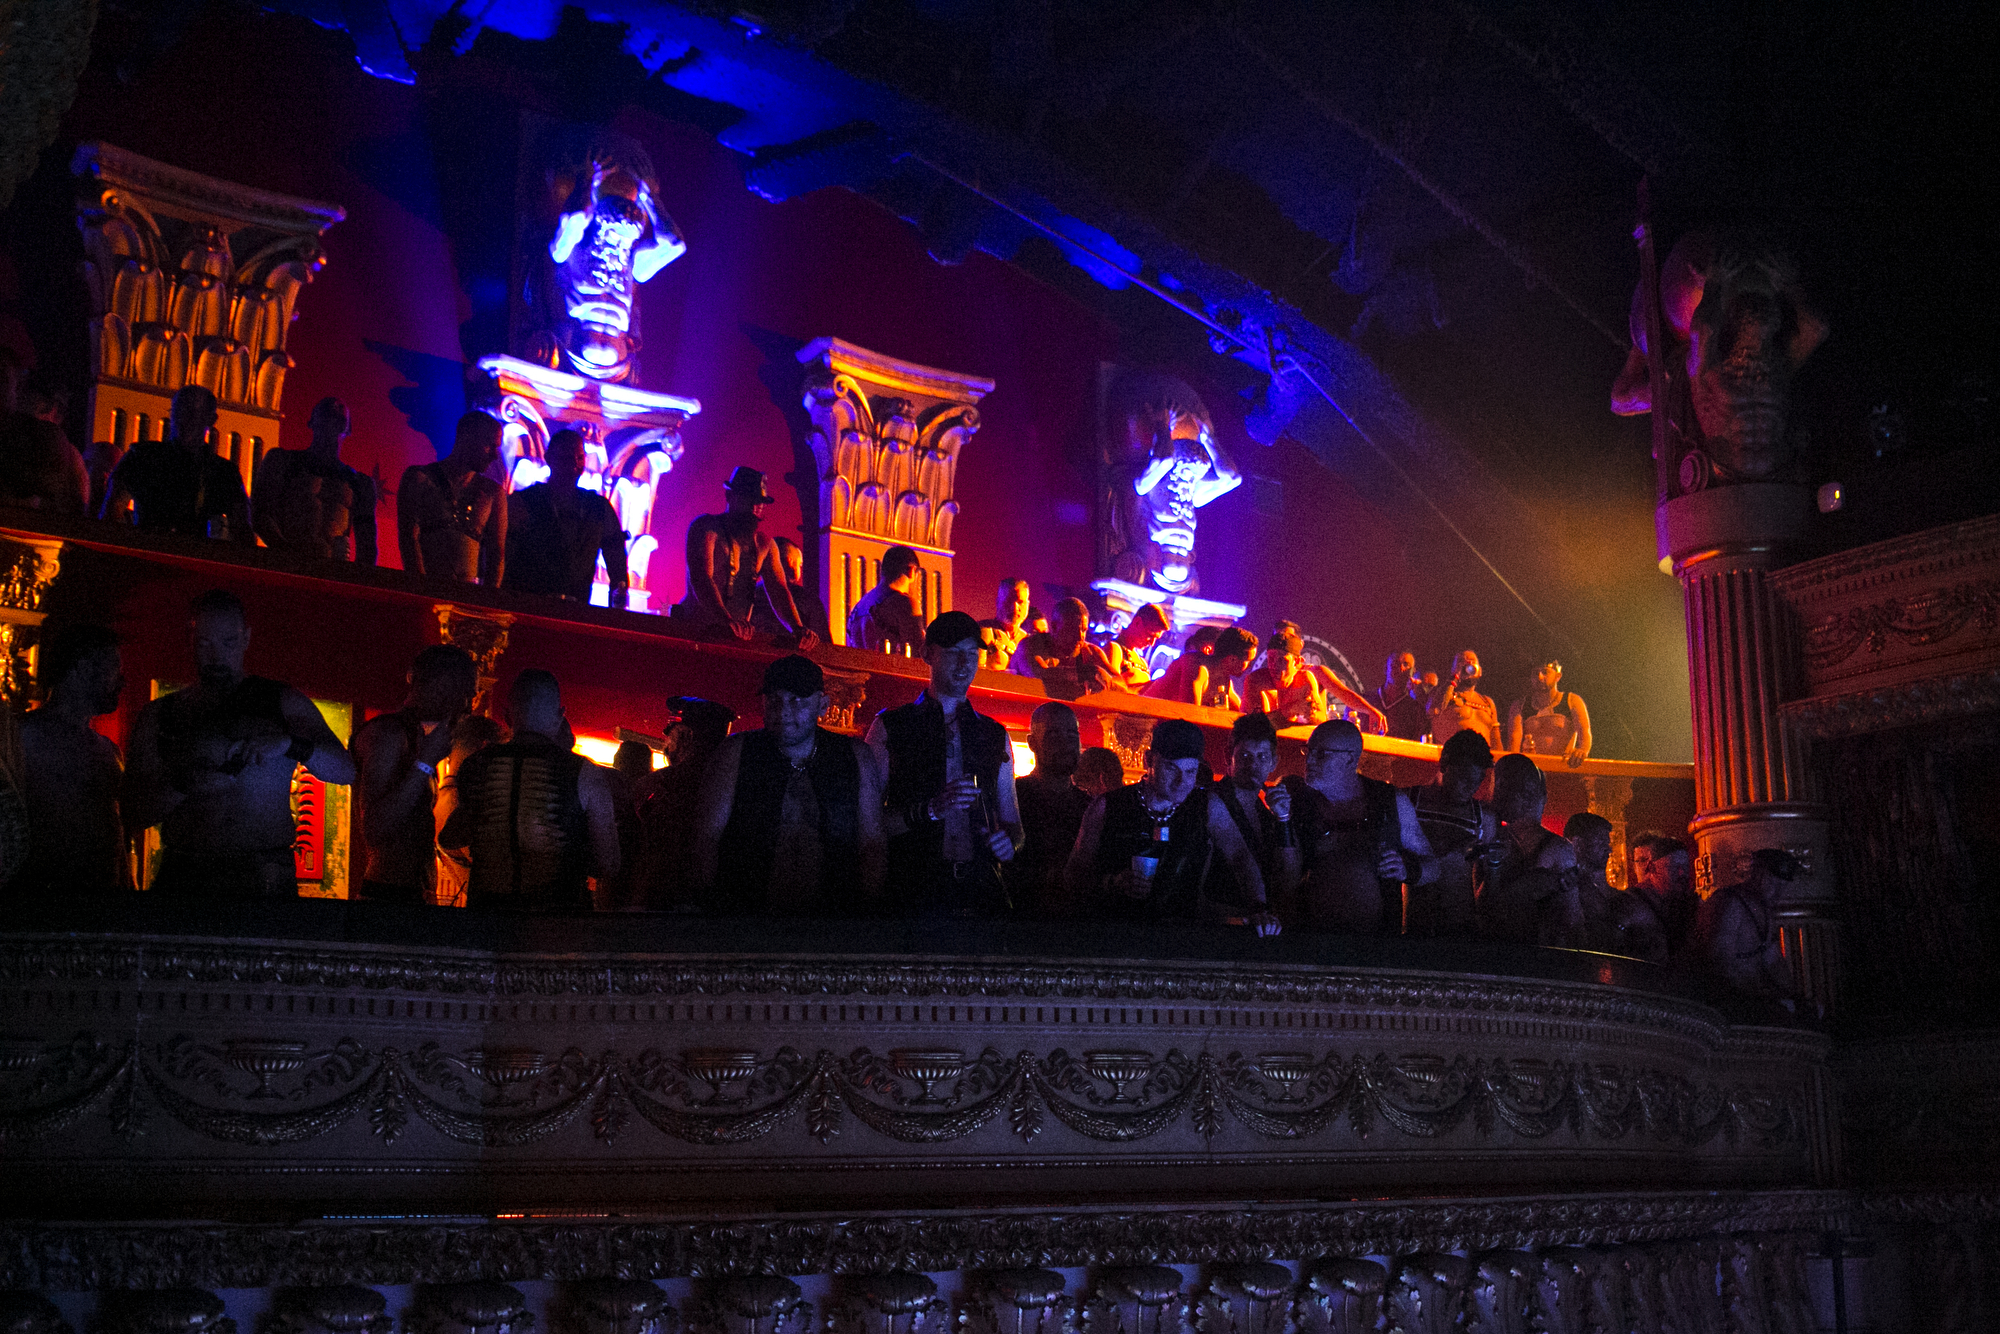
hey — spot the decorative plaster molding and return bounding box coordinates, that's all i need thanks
[0,1192,1852,1290]
[1780,667,2000,739]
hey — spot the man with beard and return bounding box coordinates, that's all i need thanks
[1009,701,1092,918]
[1371,650,1429,741]
[1066,718,1280,935]
[1406,729,1498,938]
[868,611,1024,917]
[503,428,629,606]
[695,655,884,914]
[102,385,251,542]
[1565,812,1667,961]
[398,411,507,585]
[1282,719,1432,933]
[14,624,129,895]
[1630,832,1701,958]
[351,645,477,904]
[1506,658,1593,766]
[125,590,355,898]
[252,396,378,563]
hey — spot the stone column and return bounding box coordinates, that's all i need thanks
[1663,482,1837,1011]
[797,337,993,645]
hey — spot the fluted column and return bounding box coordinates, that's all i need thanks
[1664,482,1837,1011]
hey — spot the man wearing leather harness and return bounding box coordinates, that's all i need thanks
[397,411,507,586]
[125,590,356,898]
[695,655,884,914]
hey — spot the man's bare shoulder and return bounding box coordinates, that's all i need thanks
[20,711,122,761]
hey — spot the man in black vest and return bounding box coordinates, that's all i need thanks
[694,655,884,914]
[866,610,1024,917]
[1066,718,1280,936]
[502,428,629,607]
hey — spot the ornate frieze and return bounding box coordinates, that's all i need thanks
[686,1278,808,1334]
[827,1274,944,1334]
[555,1282,673,1334]
[409,1285,535,1334]
[797,338,993,644]
[265,1287,393,1334]
[957,1270,1072,1334]
[71,142,343,489]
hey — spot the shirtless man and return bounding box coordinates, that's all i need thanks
[1474,754,1581,947]
[1244,623,1327,726]
[14,624,128,896]
[252,396,377,563]
[1098,602,1170,690]
[351,645,477,904]
[126,590,356,898]
[675,466,809,642]
[1564,812,1666,961]
[1692,848,1802,1004]
[397,412,506,585]
[1143,626,1258,711]
[1280,719,1433,934]
[1429,650,1501,752]
[1506,658,1593,766]
[1407,729,1497,938]
[1009,598,1116,700]
[978,578,1034,670]
[1631,832,1701,957]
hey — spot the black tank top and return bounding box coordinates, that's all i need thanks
[1094,783,1213,922]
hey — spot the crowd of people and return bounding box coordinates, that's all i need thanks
[0,592,1789,1010]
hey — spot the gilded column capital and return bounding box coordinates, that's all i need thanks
[0,531,65,706]
[434,603,514,714]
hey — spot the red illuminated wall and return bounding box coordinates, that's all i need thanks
[13,6,1542,713]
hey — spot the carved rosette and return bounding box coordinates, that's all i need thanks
[797,338,993,645]
[408,1285,535,1334]
[0,532,62,706]
[434,604,513,714]
[71,142,343,485]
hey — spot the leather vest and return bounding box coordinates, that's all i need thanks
[715,728,861,912]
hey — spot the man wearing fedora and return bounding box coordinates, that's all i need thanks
[673,466,816,646]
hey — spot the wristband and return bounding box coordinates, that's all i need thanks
[414,760,438,777]
[907,800,934,828]
[285,736,315,765]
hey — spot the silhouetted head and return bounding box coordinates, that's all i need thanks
[409,644,477,721]
[546,429,587,489]
[188,589,249,690]
[1029,701,1081,778]
[506,668,565,741]
[39,622,123,716]
[1564,812,1614,878]
[452,412,503,472]
[169,385,219,449]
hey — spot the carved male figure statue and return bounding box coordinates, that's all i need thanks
[503,428,629,607]
[1428,650,1500,751]
[694,655,884,916]
[1009,597,1116,700]
[1371,650,1428,740]
[1506,658,1592,766]
[867,611,1024,917]
[846,544,928,652]
[1474,754,1582,948]
[102,384,251,542]
[439,668,621,913]
[126,589,355,897]
[978,577,1033,671]
[351,645,477,905]
[1691,847,1803,1004]
[1068,717,1279,935]
[1103,372,1242,596]
[1564,812,1667,962]
[1244,623,1328,726]
[532,142,686,384]
[1098,601,1170,690]
[1631,832,1700,958]
[14,623,128,896]
[1407,729,1498,939]
[252,396,377,562]
[1280,719,1431,934]
[397,412,506,585]
[675,467,810,642]
[1009,701,1091,918]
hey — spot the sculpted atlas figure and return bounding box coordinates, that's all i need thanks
[1102,372,1242,598]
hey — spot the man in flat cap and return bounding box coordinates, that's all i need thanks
[1066,717,1281,936]
[694,655,883,914]
[866,610,1024,917]
[674,466,815,644]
